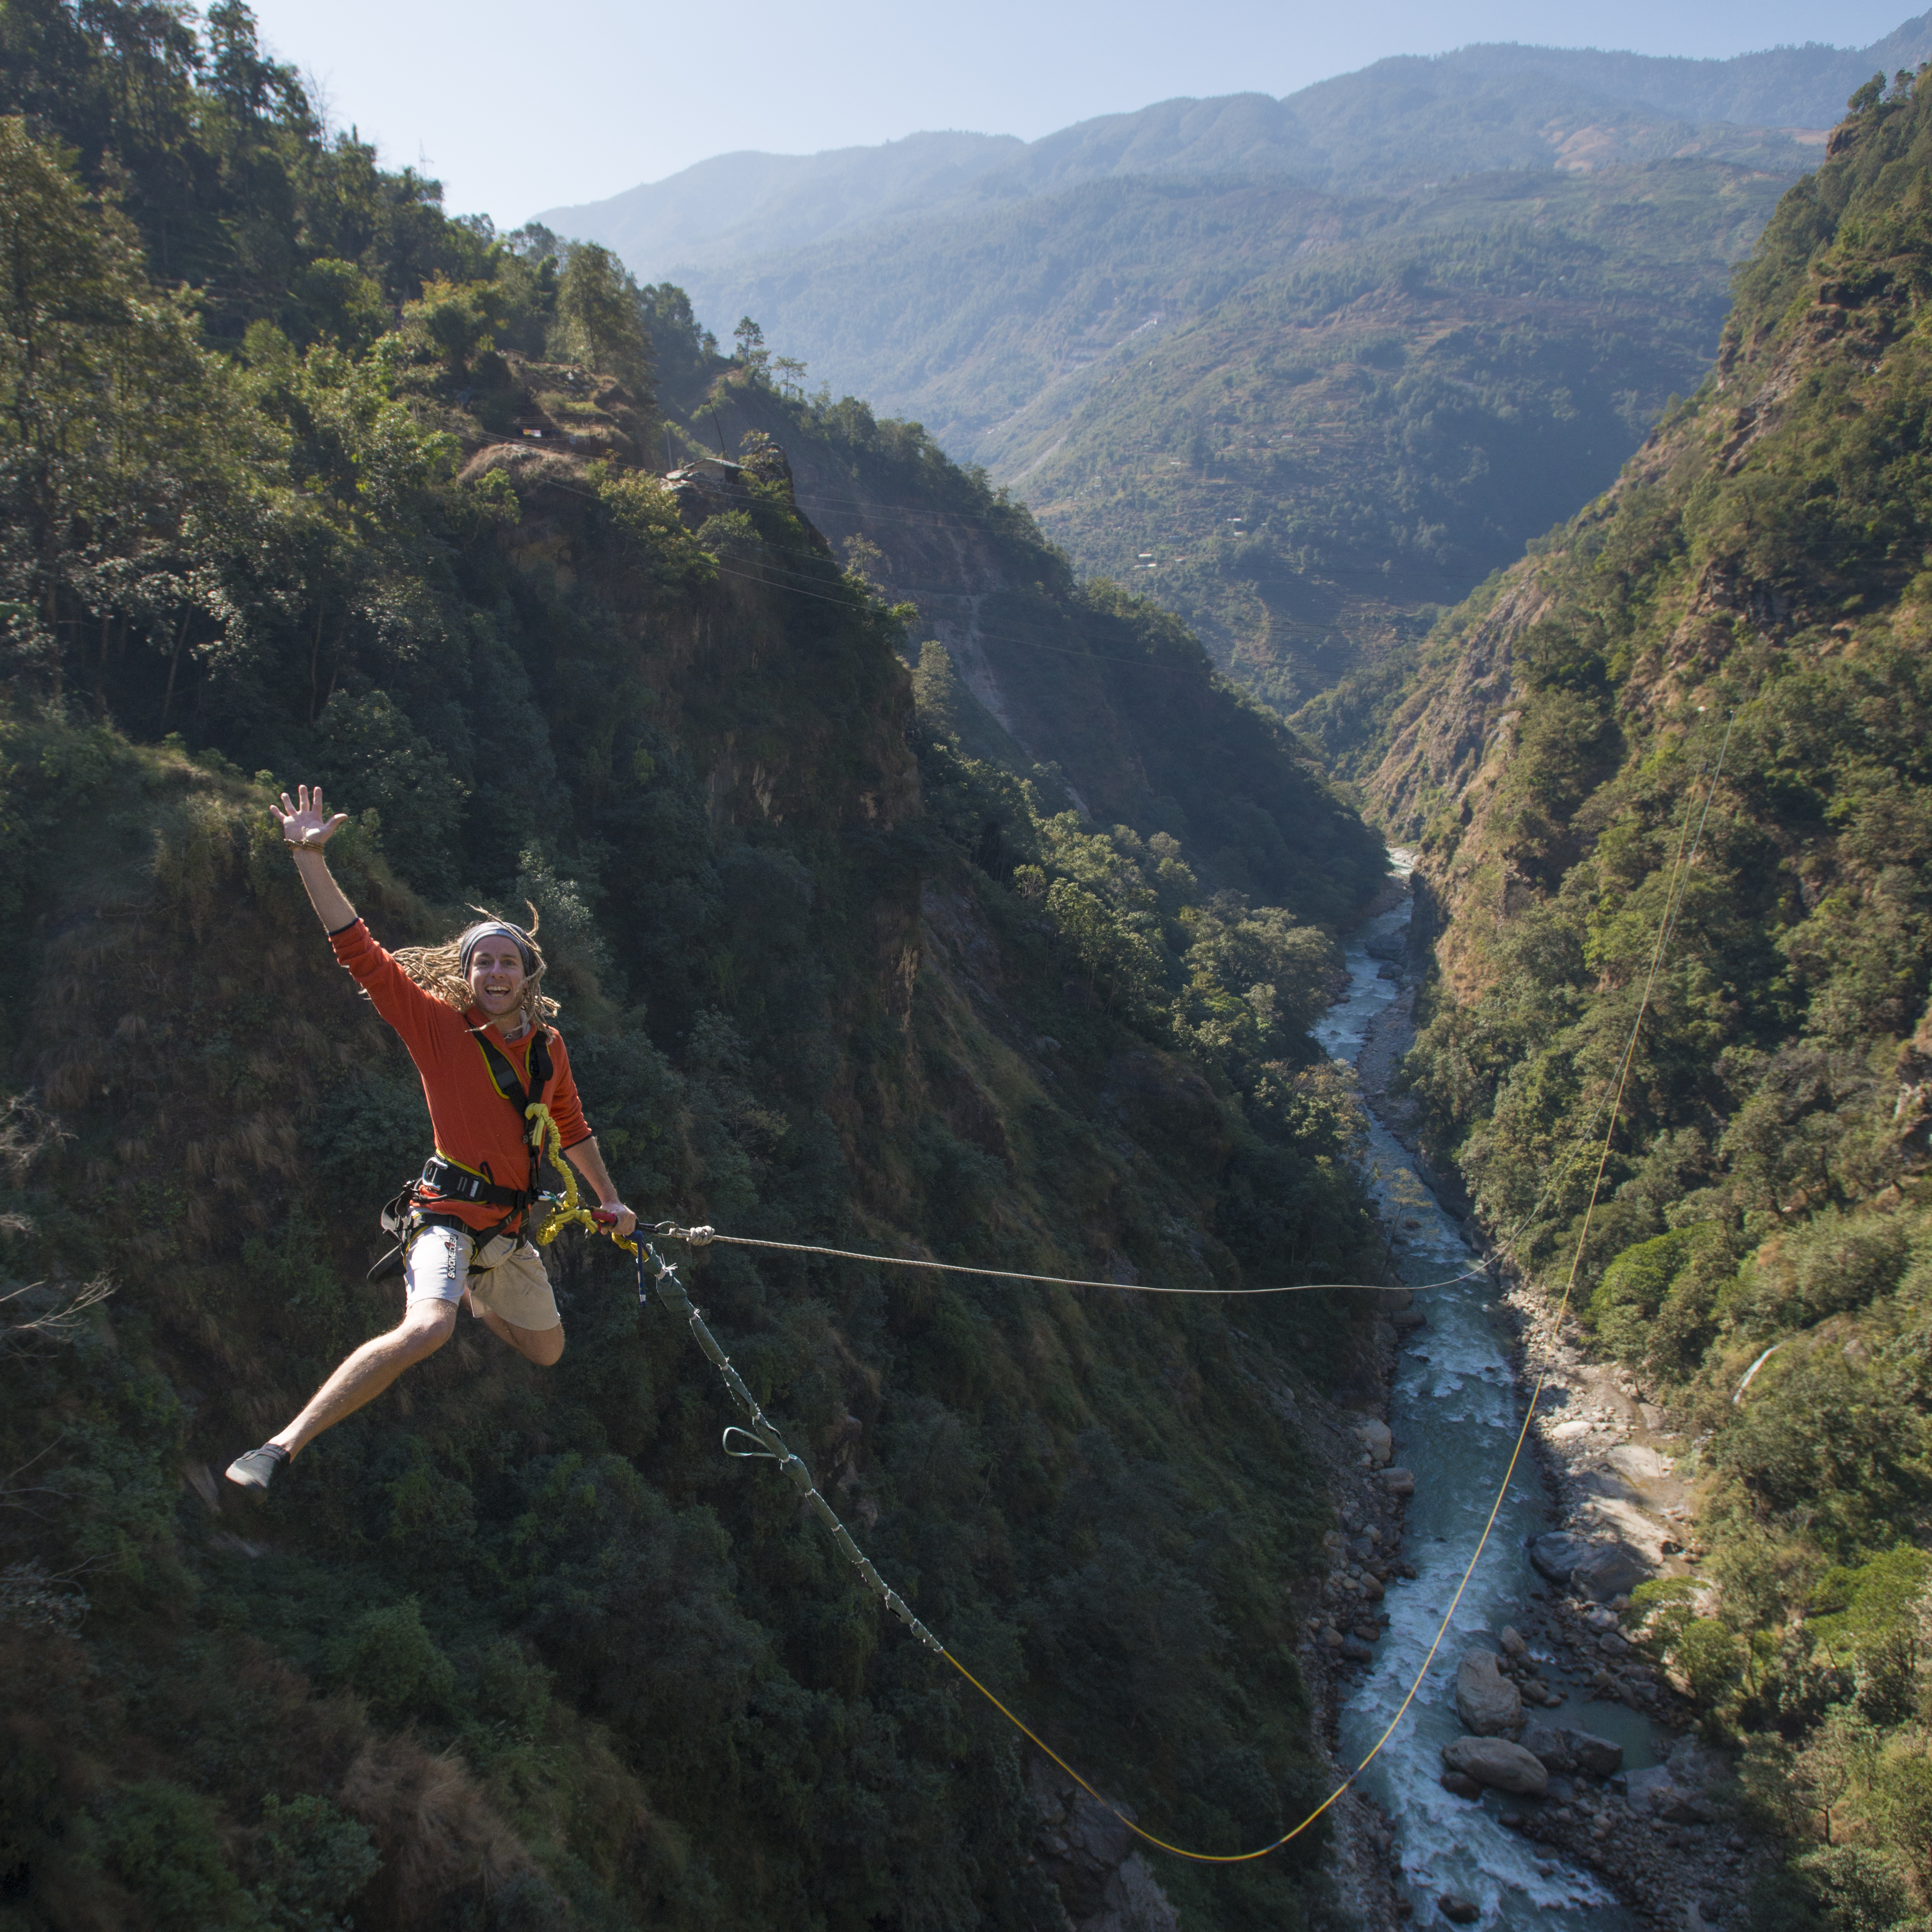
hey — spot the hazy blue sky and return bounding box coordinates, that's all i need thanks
[248,0,1915,227]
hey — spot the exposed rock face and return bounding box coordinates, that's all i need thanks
[1029,1760,1181,1932]
[1897,999,1932,1172]
[1453,1648,1523,1736]
[1441,1736,1549,1796]
[1605,1443,1670,1483]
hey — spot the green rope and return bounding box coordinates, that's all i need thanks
[639,1242,942,1653]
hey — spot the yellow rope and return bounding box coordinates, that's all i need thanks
[561,726,1733,1865]
[524,1101,609,1247]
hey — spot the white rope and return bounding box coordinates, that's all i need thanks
[651,1223,1482,1296]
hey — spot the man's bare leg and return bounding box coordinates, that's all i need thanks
[467,1294,565,1367]
[267,1302,458,1460]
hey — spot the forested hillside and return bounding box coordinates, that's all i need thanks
[1368,69,1932,1930]
[0,5,1393,1929]
[536,132,1024,280]
[1348,20,1932,141]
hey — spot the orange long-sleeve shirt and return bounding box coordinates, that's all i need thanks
[330,919,592,1231]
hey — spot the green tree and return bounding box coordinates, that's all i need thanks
[732,313,769,379]
[245,1794,379,1932]
[398,273,501,379]
[1794,1844,1913,1932]
[328,1597,457,1727]
[0,117,231,670]
[553,242,653,396]
[1872,1747,1932,1891]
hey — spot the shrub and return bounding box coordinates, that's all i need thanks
[1794,1844,1913,1932]
[246,1793,380,1932]
[330,1599,457,1727]
[98,1780,252,1930]
[1589,1225,1709,1358]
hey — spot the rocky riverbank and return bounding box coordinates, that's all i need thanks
[1287,1340,1426,1932]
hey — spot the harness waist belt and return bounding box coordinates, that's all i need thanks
[418,1156,532,1210]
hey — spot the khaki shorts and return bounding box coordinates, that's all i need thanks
[405,1223,561,1332]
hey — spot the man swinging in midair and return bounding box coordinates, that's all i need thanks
[224,785,638,1492]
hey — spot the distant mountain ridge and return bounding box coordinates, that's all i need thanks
[1413,16,1932,128]
[536,129,1021,277]
[543,12,1931,789]
[539,14,1930,281]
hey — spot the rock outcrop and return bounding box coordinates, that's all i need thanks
[1029,1760,1181,1932]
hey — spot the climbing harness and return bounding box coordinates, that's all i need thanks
[475,1027,556,1201]
[540,716,1738,1865]
[367,1027,565,1280]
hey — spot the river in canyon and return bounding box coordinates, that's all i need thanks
[1316,856,1656,1929]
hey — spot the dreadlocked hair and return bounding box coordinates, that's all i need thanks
[391,902,560,1029]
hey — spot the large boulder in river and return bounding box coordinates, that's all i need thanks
[1454,1649,1523,1736]
[1572,1542,1650,1601]
[1527,1531,1591,1583]
[1569,1729,1625,1778]
[1522,1724,1624,1778]
[1442,1736,1549,1796]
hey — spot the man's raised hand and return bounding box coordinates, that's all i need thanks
[274,784,349,849]
[277,785,359,931]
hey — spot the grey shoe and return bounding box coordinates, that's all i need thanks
[224,1444,290,1491]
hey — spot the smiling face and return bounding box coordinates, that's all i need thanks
[466,937,527,1023]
